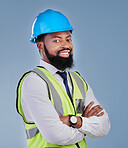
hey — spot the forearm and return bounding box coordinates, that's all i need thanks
[59,112,110,138]
[79,101,110,137]
[31,110,85,145]
[60,100,111,138]
[80,84,111,137]
[79,112,111,138]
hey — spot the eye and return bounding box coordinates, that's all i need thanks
[53,39,60,43]
[67,39,72,42]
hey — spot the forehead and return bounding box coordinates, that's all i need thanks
[45,31,72,39]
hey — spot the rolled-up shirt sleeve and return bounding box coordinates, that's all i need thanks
[78,84,111,138]
[21,73,84,145]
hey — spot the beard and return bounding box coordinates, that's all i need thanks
[44,44,74,71]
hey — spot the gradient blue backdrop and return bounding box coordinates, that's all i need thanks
[0,0,127,147]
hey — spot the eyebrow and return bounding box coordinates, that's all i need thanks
[66,35,72,38]
[52,35,72,39]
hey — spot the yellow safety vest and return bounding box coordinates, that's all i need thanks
[16,66,88,148]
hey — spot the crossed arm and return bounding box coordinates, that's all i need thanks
[59,101,104,129]
[22,73,110,144]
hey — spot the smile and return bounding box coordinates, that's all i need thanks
[58,50,71,57]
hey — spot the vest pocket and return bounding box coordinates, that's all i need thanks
[76,99,85,114]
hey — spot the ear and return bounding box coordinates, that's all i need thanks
[37,42,44,52]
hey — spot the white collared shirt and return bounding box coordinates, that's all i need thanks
[21,60,110,145]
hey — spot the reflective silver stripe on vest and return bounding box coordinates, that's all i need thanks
[70,72,86,114]
[32,68,63,116]
[26,127,39,139]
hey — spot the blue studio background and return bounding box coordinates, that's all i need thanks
[0,0,127,147]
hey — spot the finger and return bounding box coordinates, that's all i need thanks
[83,101,94,115]
[91,105,103,110]
[97,112,104,117]
[83,101,94,117]
[93,108,104,116]
[87,105,103,117]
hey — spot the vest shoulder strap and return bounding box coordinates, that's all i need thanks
[32,67,63,116]
[74,71,88,90]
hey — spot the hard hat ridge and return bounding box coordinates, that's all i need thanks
[30,9,73,43]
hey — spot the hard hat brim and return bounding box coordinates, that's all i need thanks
[30,28,73,43]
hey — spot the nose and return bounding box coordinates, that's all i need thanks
[61,40,70,49]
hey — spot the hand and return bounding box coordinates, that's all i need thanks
[59,116,70,126]
[82,101,104,118]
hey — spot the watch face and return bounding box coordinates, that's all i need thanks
[71,116,77,124]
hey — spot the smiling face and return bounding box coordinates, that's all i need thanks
[37,31,74,70]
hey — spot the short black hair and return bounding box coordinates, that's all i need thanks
[35,34,46,43]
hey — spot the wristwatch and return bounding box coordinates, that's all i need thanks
[69,115,77,127]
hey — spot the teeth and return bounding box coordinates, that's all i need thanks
[61,52,69,55]
[59,50,71,57]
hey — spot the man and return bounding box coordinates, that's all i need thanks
[16,9,110,148]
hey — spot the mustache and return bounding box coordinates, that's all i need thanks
[57,48,72,55]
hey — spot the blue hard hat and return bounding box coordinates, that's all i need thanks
[30,9,74,43]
